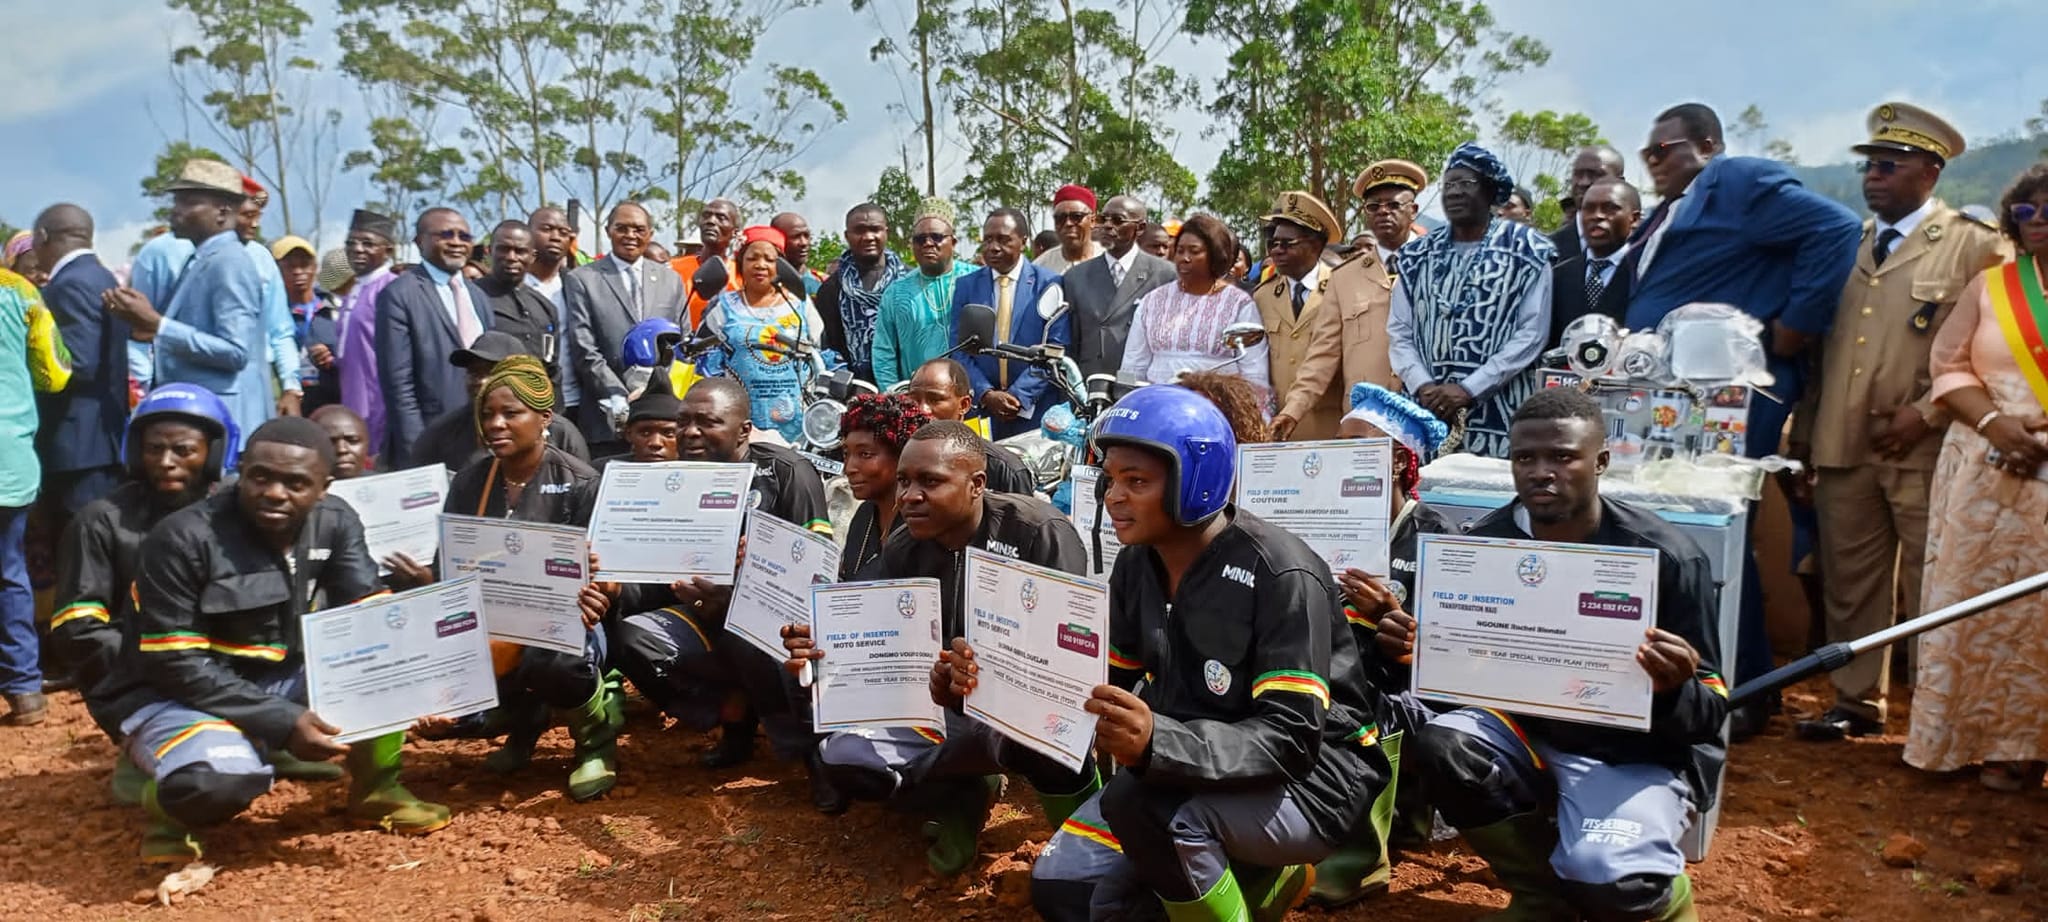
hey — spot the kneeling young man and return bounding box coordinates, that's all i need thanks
[1030,386,1392,922]
[116,417,448,863]
[783,421,1097,875]
[1382,388,1721,921]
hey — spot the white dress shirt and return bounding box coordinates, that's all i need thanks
[1875,197,1936,245]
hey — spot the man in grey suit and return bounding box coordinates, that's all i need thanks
[376,207,495,467]
[565,201,686,449]
[1065,194,1175,378]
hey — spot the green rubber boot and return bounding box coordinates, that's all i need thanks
[346,732,453,834]
[923,774,1002,876]
[1309,729,1403,906]
[1239,864,1315,922]
[139,779,202,866]
[266,749,346,782]
[481,701,550,775]
[1035,766,1101,829]
[1461,812,1575,922]
[560,682,618,802]
[111,753,147,806]
[1655,874,1698,922]
[1161,867,1251,922]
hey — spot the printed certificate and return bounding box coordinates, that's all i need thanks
[587,461,752,583]
[810,579,945,735]
[962,547,1108,771]
[1411,534,1659,731]
[327,465,450,573]
[302,577,499,743]
[1234,439,1393,576]
[439,514,588,655]
[726,511,842,660]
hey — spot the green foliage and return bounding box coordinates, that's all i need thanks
[1186,0,1542,235]
[1792,130,2048,214]
[941,0,1197,218]
[810,231,848,271]
[1496,109,1604,231]
[167,0,322,231]
[853,0,960,196]
[870,165,923,258]
[1732,104,1799,164]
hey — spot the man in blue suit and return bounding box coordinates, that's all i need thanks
[31,204,129,516]
[950,208,1069,438]
[1619,102,1860,738]
[375,207,494,467]
[104,159,272,455]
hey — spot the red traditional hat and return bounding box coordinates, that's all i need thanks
[1052,184,1097,211]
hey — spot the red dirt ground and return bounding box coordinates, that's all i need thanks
[2,678,2044,921]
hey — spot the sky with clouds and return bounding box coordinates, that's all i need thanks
[3,0,2043,261]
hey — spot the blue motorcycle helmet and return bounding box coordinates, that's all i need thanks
[622,317,684,368]
[1090,385,1236,526]
[124,383,240,480]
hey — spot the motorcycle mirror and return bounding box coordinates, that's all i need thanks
[959,302,998,351]
[775,256,807,296]
[691,257,729,300]
[1219,322,1267,351]
[1040,298,1070,324]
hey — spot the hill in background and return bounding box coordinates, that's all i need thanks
[1792,132,2047,215]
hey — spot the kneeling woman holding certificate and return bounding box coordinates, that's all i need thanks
[412,356,621,802]
[837,393,934,579]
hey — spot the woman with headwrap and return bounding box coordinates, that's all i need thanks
[1307,380,1457,907]
[4,230,44,286]
[836,393,933,580]
[412,356,623,802]
[694,225,828,444]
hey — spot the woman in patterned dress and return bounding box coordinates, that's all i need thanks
[1907,164,2048,790]
[695,225,827,444]
[1118,214,1272,409]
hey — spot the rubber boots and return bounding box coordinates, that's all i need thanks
[345,732,453,834]
[924,774,1002,876]
[266,749,346,782]
[481,700,550,775]
[1239,864,1315,922]
[139,779,202,865]
[1461,812,1575,922]
[1160,868,1250,922]
[111,753,147,806]
[560,682,619,801]
[1656,874,1699,922]
[1035,766,1102,829]
[1309,729,1403,906]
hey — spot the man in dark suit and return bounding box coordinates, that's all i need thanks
[565,201,686,449]
[1066,194,1173,378]
[1547,178,1641,348]
[1619,102,1860,739]
[949,209,1068,438]
[375,207,495,466]
[30,204,128,517]
[474,219,559,385]
[1549,145,1627,261]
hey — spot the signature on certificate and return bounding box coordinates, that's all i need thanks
[1564,679,1608,702]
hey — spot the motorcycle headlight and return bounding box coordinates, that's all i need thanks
[802,399,846,450]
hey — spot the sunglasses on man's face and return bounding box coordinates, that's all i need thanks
[1856,159,1907,176]
[1098,213,1136,226]
[429,228,475,243]
[2015,203,2048,225]
[1640,138,1695,164]
[912,233,950,246]
[1052,212,1092,226]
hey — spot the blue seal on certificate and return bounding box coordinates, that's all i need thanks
[1517,553,1548,587]
[384,604,408,631]
[504,530,525,555]
[1301,451,1324,478]
[897,590,917,619]
[789,537,805,563]
[1020,578,1040,612]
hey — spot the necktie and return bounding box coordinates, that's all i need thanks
[451,277,481,347]
[1109,257,1125,288]
[1585,257,1613,307]
[1873,228,1903,268]
[994,275,1015,387]
[1290,281,1307,318]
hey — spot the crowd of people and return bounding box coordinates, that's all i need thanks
[2,95,2048,921]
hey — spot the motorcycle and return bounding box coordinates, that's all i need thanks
[742,330,878,478]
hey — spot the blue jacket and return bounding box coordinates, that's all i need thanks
[950,262,1069,437]
[1621,156,1859,455]
[153,230,272,451]
[375,265,494,466]
[37,252,129,473]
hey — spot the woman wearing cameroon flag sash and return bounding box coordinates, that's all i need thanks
[1908,163,2048,791]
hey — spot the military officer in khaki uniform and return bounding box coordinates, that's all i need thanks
[1274,161,1428,440]
[1791,102,2004,741]
[1255,191,1346,439]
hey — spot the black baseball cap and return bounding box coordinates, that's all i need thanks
[450,331,532,368]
